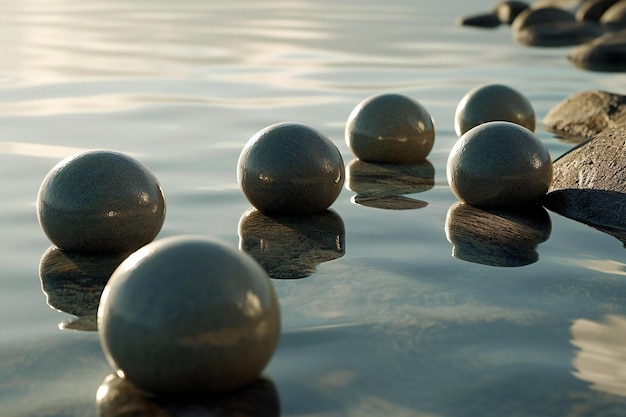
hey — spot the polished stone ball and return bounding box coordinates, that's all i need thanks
[446,121,552,208]
[237,122,344,214]
[345,93,435,163]
[454,84,535,136]
[98,235,281,395]
[37,149,166,254]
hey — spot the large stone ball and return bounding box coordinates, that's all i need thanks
[446,121,552,208]
[454,84,535,136]
[98,235,281,395]
[237,122,345,214]
[37,150,166,254]
[345,93,435,163]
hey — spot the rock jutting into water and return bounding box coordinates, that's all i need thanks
[454,83,535,136]
[98,235,281,395]
[238,122,344,214]
[543,126,626,243]
[457,1,529,28]
[345,93,435,163]
[570,30,626,71]
[543,90,626,139]
[37,149,166,254]
[447,121,553,208]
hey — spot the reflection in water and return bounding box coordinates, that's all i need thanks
[345,159,434,210]
[97,373,280,417]
[239,208,345,279]
[571,315,626,397]
[39,245,129,331]
[445,202,552,267]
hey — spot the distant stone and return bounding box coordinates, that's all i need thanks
[457,13,502,28]
[569,30,626,71]
[543,90,626,139]
[512,6,575,31]
[454,83,535,136]
[493,1,530,24]
[576,0,620,22]
[37,150,166,254]
[98,235,280,395]
[514,20,604,46]
[600,1,626,30]
[543,126,626,242]
[238,122,344,214]
[447,121,553,208]
[345,93,435,163]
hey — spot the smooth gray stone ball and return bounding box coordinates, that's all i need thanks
[98,235,280,395]
[238,122,344,214]
[345,93,435,163]
[454,84,535,136]
[37,149,166,254]
[446,121,553,208]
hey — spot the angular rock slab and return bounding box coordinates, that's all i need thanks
[543,90,626,139]
[543,126,626,243]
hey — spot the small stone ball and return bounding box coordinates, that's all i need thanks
[98,235,280,395]
[454,84,535,136]
[237,122,344,214]
[345,93,435,163]
[37,150,166,254]
[446,121,552,208]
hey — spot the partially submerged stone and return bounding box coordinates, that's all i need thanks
[543,90,626,139]
[543,126,626,242]
[457,13,502,28]
[513,7,604,46]
[493,1,530,24]
[600,1,626,30]
[570,29,626,71]
[576,0,621,22]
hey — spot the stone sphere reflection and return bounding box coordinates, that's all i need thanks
[345,93,435,163]
[454,84,535,136]
[446,121,552,208]
[98,235,280,395]
[237,122,345,214]
[37,149,166,254]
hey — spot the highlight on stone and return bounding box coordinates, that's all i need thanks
[37,149,166,254]
[345,93,435,163]
[454,84,535,136]
[446,121,552,208]
[98,235,280,395]
[237,122,345,214]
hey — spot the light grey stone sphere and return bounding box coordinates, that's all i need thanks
[237,122,344,214]
[37,150,166,254]
[446,121,552,208]
[98,235,280,395]
[454,84,535,136]
[345,93,435,163]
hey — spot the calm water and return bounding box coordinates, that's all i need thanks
[3,0,626,416]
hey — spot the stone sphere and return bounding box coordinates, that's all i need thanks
[98,235,280,395]
[345,93,435,163]
[237,122,344,214]
[446,121,552,208]
[37,150,166,254]
[454,84,535,136]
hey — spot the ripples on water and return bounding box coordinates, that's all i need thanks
[3,0,626,416]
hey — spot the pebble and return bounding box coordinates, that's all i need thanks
[37,149,166,254]
[98,235,281,395]
[454,84,535,136]
[446,121,553,208]
[237,122,344,214]
[543,90,626,139]
[345,93,435,163]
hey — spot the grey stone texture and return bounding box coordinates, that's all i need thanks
[37,149,166,254]
[454,83,536,136]
[543,90,626,139]
[238,122,344,214]
[345,93,435,163]
[98,235,280,395]
[569,30,626,71]
[447,121,553,208]
[543,126,626,242]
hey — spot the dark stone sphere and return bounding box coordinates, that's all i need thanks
[345,93,435,163]
[98,235,280,395]
[447,121,553,208]
[237,122,345,214]
[37,149,166,254]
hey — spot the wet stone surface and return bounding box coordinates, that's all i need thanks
[569,30,626,71]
